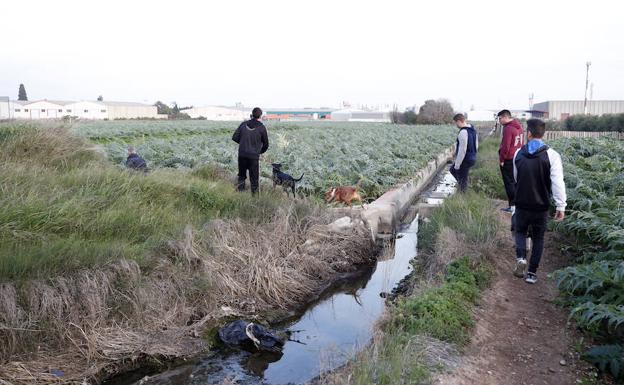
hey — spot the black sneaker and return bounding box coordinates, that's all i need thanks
[500,207,513,213]
[525,272,538,284]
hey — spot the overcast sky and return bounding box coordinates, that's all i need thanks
[1,0,622,111]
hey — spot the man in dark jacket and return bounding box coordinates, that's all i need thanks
[125,146,148,172]
[497,109,524,213]
[232,107,269,194]
[512,119,566,284]
[450,113,478,193]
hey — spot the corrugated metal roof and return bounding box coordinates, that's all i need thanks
[20,99,74,106]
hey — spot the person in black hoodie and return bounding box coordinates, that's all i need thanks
[511,119,566,284]
[125,146,148,172]
[450,113,478,192]
[232,107,269,194]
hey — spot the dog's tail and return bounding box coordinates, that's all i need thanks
[294,173,305,182]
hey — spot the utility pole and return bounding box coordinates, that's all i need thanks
[529,93,534,110]
[583,61,591,115]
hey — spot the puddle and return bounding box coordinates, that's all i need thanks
[424,171,456,205]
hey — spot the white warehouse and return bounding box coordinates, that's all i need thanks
[1,98,161,120]
[0,97,9,119]
[183,105,250,121]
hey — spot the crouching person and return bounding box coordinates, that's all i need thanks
[512,119,566,284]
[126,146,148,172]
[450,113,478,192]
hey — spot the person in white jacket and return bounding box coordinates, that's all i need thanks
[511,118,566,284]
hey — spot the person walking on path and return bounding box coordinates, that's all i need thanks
[498,109,524,213]
[512,118,566,284]
[232,107,269,194]
[450,113,478,193]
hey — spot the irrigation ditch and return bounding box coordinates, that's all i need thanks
[107,147,458,385]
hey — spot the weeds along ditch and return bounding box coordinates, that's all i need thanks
[72,120,456,199]
[319,191,499,385]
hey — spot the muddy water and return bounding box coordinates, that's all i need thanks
[121,172,457,385]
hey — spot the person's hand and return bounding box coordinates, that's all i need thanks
[500,162,504,167]
[554,210,565,222]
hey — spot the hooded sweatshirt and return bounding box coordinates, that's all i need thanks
[499,119,524,163]
[232,119,269,160]
[512,139,567,212]
[454,124,478,169]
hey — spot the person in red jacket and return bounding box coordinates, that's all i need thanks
[497,109,524,213]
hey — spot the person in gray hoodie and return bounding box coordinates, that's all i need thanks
[232,107,269,194]
[450,113,478,192]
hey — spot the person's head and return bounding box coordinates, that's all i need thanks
[251,107,263,120]
[453,113,466,128]
[526,118,546,140]
[127,146,137,155]
[497,109,513,125]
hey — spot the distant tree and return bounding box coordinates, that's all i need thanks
[97,95,103,101]
[154,101,172,115]
[154,101,191,119]
[18,84,28,101]
[416,99,455,124]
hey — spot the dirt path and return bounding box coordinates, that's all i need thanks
[438,204,595,385]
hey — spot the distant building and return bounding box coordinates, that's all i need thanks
[183,105,250,121]
[66,101,108,120]
[264,108,334,121]
[0,97,9,119]
[330,109,391,122]
[532,100,624,120]
[102,101,161,119]
[4,99,161,120]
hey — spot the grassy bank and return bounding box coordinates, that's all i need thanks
[0,123,300,280]
[0,123,375,383]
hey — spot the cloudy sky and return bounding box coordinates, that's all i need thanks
[1,0,622,111]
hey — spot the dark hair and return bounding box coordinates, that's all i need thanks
[527,118,546,138]
[251,107,263,119]
[497,109,512,118]
[453,113,466,122]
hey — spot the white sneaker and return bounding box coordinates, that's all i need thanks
[513,258,527,278]
[525,272,538,284]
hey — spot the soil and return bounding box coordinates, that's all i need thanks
[437,203,602,385]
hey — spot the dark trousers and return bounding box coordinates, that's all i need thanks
[513,209,548,273]
[450,160,474,193]
[237,156,259,194]
[500,160,516,206]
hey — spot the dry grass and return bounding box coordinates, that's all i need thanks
[0,204,374,384]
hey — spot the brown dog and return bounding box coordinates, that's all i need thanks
[324,180,364,207]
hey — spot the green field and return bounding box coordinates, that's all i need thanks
[73,120,456,198]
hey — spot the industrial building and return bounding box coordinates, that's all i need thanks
[1,99,161,120]
[264,108,334,121]
[183,105,250,121]
[330,109,391,122]
[0,97,9,119]
[532,100,624,120]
